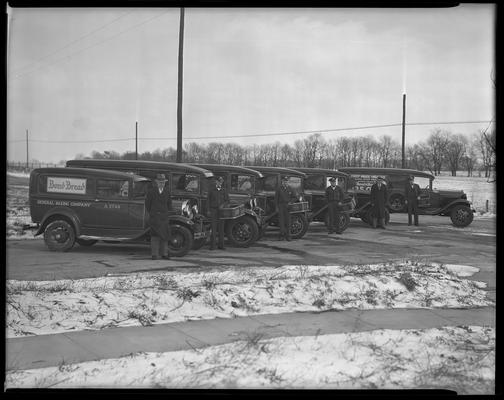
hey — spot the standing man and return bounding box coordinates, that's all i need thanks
[370,176,388,229]
[208,176,229,250]
[275,175,295,241]
[326,177,344,234]
[405,175,421,226]
[145,173,172,260]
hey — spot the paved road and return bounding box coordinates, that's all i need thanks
[6,214,496,297]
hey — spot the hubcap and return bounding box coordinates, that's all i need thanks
[236,223,252,240]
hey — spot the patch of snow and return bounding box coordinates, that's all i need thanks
[443,264,480,277]
[6,261,493,338]
[5,325,495,393]
[7,171,30,178]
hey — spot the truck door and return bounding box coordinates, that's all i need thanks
[86,178,138,238]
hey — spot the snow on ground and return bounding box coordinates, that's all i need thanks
[7,171,31,178]
[6,261,493,338]
[5,325,495,393]
[433,174,496,214]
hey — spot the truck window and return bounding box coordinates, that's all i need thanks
[305,175,325,190]
[96,179,129,199]
[231,174,254,194]
[173,173,199,193]
[132,181,150,198]
[263,175,278,191]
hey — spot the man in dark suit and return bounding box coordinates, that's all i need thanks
[405,175,421,226]
[145,173,172,260]
[208,176,229,250]
[275,175,296,241]
[370,176,388,229]
[325,177,344,234]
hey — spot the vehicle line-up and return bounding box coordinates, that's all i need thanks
[24,161,475,255]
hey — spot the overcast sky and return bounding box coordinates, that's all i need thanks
[6,5,495,164]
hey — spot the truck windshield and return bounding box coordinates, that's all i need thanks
[231,174,255,194]
[173,173,199,194]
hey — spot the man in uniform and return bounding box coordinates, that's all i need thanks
[325,177,344,234]
[370,176,388,229]
[405,175,421,226]
[145,173,172,260]
[208,176,229,250]
[275,175,296,241]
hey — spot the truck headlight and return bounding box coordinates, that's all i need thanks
[181,200,193,219]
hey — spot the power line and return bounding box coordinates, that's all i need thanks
[7,120,493,144]
[10,11,134,75]
[10,11,171,81]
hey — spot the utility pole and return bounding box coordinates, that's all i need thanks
[26,129,29,169]
[135,121,138,160]
[401,93,406,168]
[176,7,185,163]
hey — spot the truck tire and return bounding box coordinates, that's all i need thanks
[450,205,474,227]
[225,215,259,247]
[290,213,309,239]
[168,224,193,257]
[389,194,406,213]
[44,220,76,252]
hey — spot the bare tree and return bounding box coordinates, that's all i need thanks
[478,128,495,179]
[376,135,396,168]
[445,134,467,176]
[426,129,451,175]
[279,144,294,167]
[460,133,479,177]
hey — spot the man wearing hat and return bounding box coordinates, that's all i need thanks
[370,176,388,229]
[275,176,296,241]
[405,175,421,226]
[325,177,345,234]
[145,173,172,260]
[208,176,229,250]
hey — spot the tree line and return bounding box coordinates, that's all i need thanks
[77,128,496,178]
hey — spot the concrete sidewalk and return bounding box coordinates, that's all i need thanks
[6,306,495,371]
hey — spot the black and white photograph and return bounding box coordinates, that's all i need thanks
[5,4,497,393]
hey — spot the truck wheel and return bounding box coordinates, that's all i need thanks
[338,213,350,232]
[450,205,474,227]
[168,225,193,257]
[44,220,76,252]
[290,214,309,239]
[225,215,259,247]
[389,194,406,212]
[76,238,98,246]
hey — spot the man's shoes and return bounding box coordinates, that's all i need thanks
[151,255,159,260]
[408,223,412,226]
[286,237,291,241]
[161,254,171,260]
[210,246,216,251]
[218,246,225,250]
[379,226,386,229]
[335,231,342,235]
